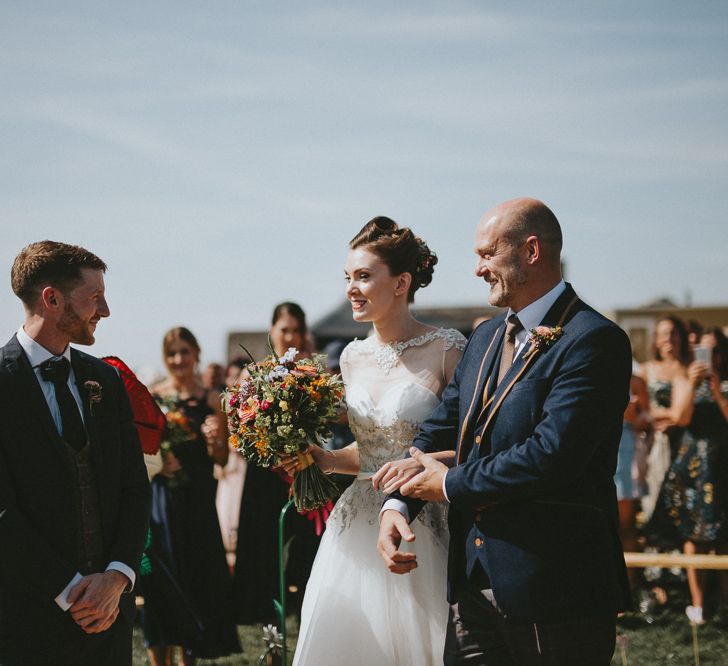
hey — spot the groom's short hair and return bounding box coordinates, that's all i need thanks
[11,240,107,306]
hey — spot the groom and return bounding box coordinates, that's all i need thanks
[378,199,631,664]
[0,241,151,665]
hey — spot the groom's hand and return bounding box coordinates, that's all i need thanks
[377,510,417,574]
[67,570,127,633]
[399,447,447,502]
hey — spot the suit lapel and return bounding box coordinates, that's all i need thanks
[455,322,503,465]
[3,336,67,464]
[70,349,102,457]
[479,285,581,436]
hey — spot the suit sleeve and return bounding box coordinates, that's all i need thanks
[444,324,631,508]
[105,368,151,582]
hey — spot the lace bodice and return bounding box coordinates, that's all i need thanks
[342,327,466,471]
[327,328,466,535]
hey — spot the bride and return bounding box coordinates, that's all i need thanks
[288,217,466,665]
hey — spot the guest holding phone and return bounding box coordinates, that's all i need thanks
[647,328,728,624]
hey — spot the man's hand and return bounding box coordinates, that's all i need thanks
[377,509,417,575]
[67,570,128,634]
[372,457,424,494]
[399,447,447,502]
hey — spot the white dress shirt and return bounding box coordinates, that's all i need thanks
[16,326,136,609]
[381,280,567,519]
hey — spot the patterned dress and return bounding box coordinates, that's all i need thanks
[648,381,728,545]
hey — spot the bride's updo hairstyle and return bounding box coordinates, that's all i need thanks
[349,216,438,303]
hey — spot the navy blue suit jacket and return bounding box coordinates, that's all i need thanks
[399,284,632,621]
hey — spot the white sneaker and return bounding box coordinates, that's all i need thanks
[685,605,705,625]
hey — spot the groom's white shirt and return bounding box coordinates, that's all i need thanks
[16,326,136,609]
[381,279,566,519]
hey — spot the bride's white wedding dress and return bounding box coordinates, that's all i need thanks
[293,328,466,666]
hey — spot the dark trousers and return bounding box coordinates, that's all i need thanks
[444,583,616,665]
[0,612,133,666]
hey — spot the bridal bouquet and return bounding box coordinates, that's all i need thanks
[224,347,344,511]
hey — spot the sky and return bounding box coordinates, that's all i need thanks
[1,1,726,374]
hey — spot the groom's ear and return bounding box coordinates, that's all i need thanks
[394,272,412,298]
[39,285,63,312]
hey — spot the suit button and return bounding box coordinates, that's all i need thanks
[475,435,481,444]
[475,538,483,547]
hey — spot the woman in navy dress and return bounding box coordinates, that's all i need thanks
[143,327,240,665]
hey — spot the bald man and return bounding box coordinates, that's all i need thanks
[378,199,631,665]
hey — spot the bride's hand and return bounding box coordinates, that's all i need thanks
[372,458,424,494]
[279,444,328,476]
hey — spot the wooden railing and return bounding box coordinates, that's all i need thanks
[624,552,728,569]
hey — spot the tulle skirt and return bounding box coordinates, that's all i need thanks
[293,477,449,666]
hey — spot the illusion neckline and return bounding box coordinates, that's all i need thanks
[355,327,465,374]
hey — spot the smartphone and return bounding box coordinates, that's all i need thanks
[694,345,712,368]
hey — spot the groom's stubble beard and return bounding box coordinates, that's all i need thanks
[57,300,96,346]
[487,258,528,308]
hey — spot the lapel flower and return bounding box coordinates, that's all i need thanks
[84,380,103,414]
[523,325,563,361]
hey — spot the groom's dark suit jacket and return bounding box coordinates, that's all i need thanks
[399,284,632,622]
[0,335,150,656]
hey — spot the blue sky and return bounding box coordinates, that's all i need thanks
[1,1,726,372]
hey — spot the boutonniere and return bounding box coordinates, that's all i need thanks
[523,326,563,361]
[84,380,103,414]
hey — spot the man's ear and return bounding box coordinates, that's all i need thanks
[40,286,62,311]
[525,236,540,264]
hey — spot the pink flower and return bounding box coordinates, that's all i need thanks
[238,405,257,423]
[260,400,272,411]
[228,393,240,408]
[533,326,552,336]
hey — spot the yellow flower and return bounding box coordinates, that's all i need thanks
[228,434,240,447]
[279,400,289,411]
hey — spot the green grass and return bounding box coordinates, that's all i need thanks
[611,588,728,666]
[132,618,299,665]
[131,593,728,665]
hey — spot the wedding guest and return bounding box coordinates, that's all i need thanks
[687,320,704,350]
[224,358,245,388]
[615,368,651,585]
[233,302,317,622]
[212,358,248,565]
[142,327,240,666]
[638,316,691,520]
[201,362,225,392]
[649,328,728,624]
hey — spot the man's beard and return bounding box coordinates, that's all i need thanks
[58,302,95,345]
[487,263,527,308]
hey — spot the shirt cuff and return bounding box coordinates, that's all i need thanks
[106,561,136,592]
[442,469,450,502]
[380,498,410,523]
[55,571,83,611]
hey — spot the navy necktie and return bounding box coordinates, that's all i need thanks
[39,357,86,451]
